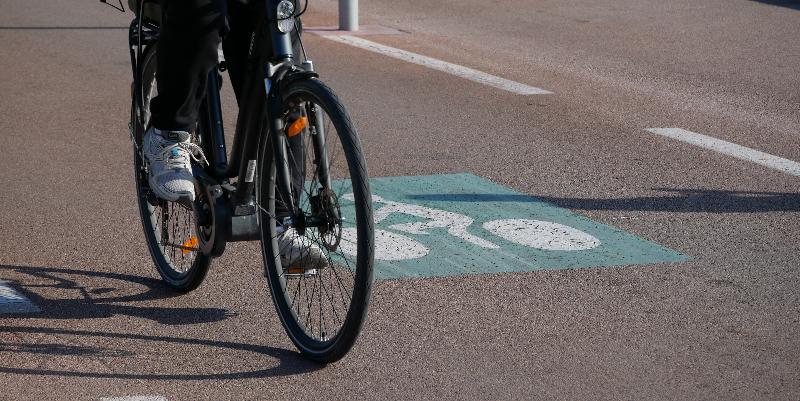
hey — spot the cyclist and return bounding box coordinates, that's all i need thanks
[141,0,325,267]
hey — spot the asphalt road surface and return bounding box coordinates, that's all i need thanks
[1,0,798,399]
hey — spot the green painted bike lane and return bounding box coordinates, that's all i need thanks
[337,173,688,280]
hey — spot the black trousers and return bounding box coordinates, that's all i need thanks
[150,0,264,130]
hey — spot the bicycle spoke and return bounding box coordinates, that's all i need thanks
[310,230,356,300]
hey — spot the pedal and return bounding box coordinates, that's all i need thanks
[285,267,318,278]
[283,255,326,278]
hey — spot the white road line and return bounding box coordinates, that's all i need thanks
[99,397,167,401]
[646,128,800,177]
[322,35,552,95]
[0,281,40,314]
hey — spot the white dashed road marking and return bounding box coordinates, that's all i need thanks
[322,35,552,95]
[99,396,168,401]
[646,128,800,177]
[0,280,40,314]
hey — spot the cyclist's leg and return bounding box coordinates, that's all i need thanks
[223,0,304,103]
[145,0,228,204]
[220,0,258,106]
[149,0,228,132]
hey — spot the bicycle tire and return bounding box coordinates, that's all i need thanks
[131,44,212,292]
[258,78,374,363]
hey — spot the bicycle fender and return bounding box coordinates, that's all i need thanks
[278,70,319,94]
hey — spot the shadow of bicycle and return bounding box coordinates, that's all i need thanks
[0,264,231,325]
[0,325,322,380]
[750,0,800,11]
[408,188,800,213]
[0,265,324,379]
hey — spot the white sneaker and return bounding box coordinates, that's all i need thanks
[277,227,328,272]
[143,127,206,205]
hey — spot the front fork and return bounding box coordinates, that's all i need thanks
[266,73,332,230]
[307,101,332,191]
[269,89,297,224]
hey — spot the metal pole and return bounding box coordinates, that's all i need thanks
[339,0,358,31]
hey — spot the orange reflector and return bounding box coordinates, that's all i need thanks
[286,116,308,137]
[287,266,317,276]
[181,236,198,254]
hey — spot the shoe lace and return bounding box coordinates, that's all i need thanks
[159,141,209,168]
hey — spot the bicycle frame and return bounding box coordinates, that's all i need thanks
[129,0,322,250]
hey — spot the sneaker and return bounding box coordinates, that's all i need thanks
[143,127,206,205]
[277,227,328,273]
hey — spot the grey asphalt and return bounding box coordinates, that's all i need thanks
[1,0,798,399]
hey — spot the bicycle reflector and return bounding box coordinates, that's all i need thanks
[181,236,199,255]
[276,0,295,33]
[286,116,308,137]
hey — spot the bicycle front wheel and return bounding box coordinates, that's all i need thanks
[258,78,374,363]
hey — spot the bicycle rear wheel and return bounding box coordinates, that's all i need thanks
[131,45,211,292]
[258,78,374,363]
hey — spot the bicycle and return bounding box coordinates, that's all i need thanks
[123,0,374,362]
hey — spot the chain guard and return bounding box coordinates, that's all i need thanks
[195,179,230,257]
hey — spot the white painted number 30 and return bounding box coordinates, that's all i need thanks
[339,194,600,261]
